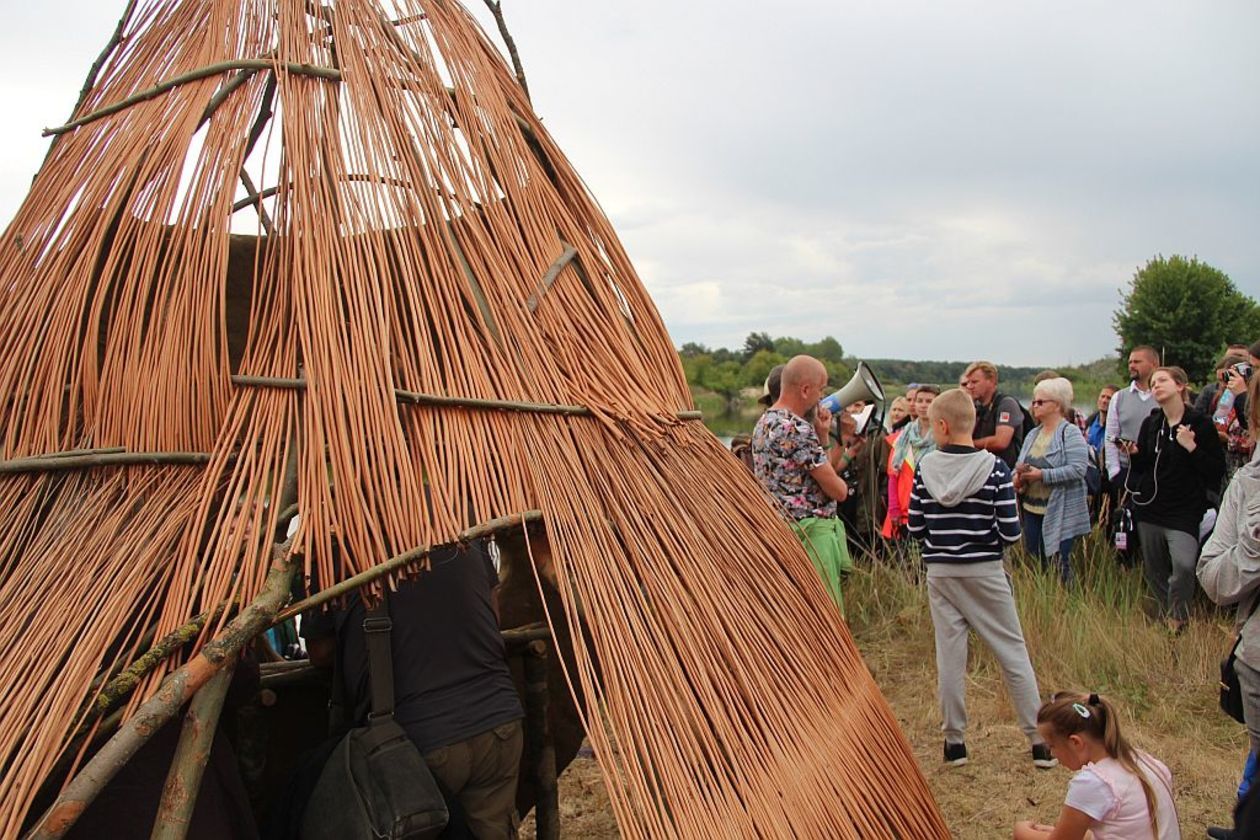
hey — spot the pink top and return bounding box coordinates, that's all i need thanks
[1064,753,1179,840]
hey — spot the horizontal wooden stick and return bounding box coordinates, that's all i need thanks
[48,446,127,459]
[230,375,702,420]
[273,510,544,623]
[0,451,213,474]
[43,59,342,137]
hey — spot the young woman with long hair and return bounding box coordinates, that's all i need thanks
[1121,366,1225,633]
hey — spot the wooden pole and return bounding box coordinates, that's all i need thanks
[24,551,297,840]
[39,0,139,168]
[526,243,578,313]
[196,67,260,129]
[150,664,235,840]
[523,640,559,840]
[480,0,531,102]
[0,451,213,474]
[91,608,222,716]
[229,375,704,421]
[43,59,342,137]
[238,169,274,236]
[272,510,544,624]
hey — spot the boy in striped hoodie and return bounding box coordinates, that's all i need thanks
[907,388,1056,770]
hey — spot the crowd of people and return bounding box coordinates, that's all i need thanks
[744,342,1260,840]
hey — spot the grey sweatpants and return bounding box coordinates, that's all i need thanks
[927,569,1043,745]
[1138,522,1200,622]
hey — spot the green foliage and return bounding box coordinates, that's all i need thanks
[741,349,787,389]
[679,341,710,357]
[1113,254,1260,384]
[821,360,852,389]
[741,331,775,360]
[770,335,845,365]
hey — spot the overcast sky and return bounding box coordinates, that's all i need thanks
[1,1,1256,365]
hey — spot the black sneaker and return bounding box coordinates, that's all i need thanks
[1032,743,1057,769]
[943,741,968,766]
[1206,827,1235,839]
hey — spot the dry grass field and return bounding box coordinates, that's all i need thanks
[523,533,1246,838]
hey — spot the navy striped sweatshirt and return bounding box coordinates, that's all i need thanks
[906,444,1021,564]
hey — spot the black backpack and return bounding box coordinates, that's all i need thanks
[992,391,1036,440]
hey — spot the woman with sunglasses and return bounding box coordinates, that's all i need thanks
[1121,366,1225,633]
[1014,377,1092,585]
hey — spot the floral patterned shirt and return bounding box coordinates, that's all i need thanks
[752,408,835,520]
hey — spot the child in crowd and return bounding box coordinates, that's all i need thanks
[1014,692,1179,840]
[907,389,1054,768]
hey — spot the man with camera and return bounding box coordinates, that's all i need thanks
[751,355,857,613]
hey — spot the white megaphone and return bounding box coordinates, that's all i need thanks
[819,361,885,416]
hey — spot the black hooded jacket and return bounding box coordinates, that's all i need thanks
[1127,403,1226,536]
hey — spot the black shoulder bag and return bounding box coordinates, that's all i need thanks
[1221,594,1260,724]
[301,592,449,839]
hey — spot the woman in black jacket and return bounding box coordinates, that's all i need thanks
[1122,366,1226,632]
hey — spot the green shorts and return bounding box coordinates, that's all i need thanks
[790,516,852,615]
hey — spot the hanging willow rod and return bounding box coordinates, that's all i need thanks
[229,375,703,420]
[43,59,343,137]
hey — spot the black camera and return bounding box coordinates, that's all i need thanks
[1222,362,1254,384]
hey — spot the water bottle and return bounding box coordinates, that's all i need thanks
[1215,387,1236,430]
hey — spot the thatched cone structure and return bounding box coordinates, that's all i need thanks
[0,0,949,836]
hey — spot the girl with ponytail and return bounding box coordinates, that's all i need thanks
[1014,692,1180,839]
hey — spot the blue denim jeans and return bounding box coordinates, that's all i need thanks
[1021,510,1075,585]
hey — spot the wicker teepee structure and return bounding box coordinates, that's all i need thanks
[0,0,949,837]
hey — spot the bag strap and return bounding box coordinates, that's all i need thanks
[363,590,396,725]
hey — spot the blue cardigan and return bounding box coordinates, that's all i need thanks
[1016,419,1092,549]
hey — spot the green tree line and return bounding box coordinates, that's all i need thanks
[683,254,1260,413]
[679,333,851,404]
[679,335,1122,408]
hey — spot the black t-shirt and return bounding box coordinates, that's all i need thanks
[973,393,1024,469]
[303,542,523,753]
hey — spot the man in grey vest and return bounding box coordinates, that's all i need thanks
[1104,345,1160,489]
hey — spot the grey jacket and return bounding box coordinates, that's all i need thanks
[1199,459,1260,668]
[1015,419,1092,550]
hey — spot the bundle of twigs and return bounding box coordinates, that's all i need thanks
[0,0,948,836]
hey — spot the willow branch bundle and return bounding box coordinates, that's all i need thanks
[0,0,948,836]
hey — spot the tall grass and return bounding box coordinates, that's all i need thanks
[845,527,1241,751]
[841,528,1246,833]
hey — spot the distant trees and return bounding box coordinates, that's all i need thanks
[678,334,851,407]
[741,332,775,360]
[678,335,1125,407]
[1114,255,1260,384]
